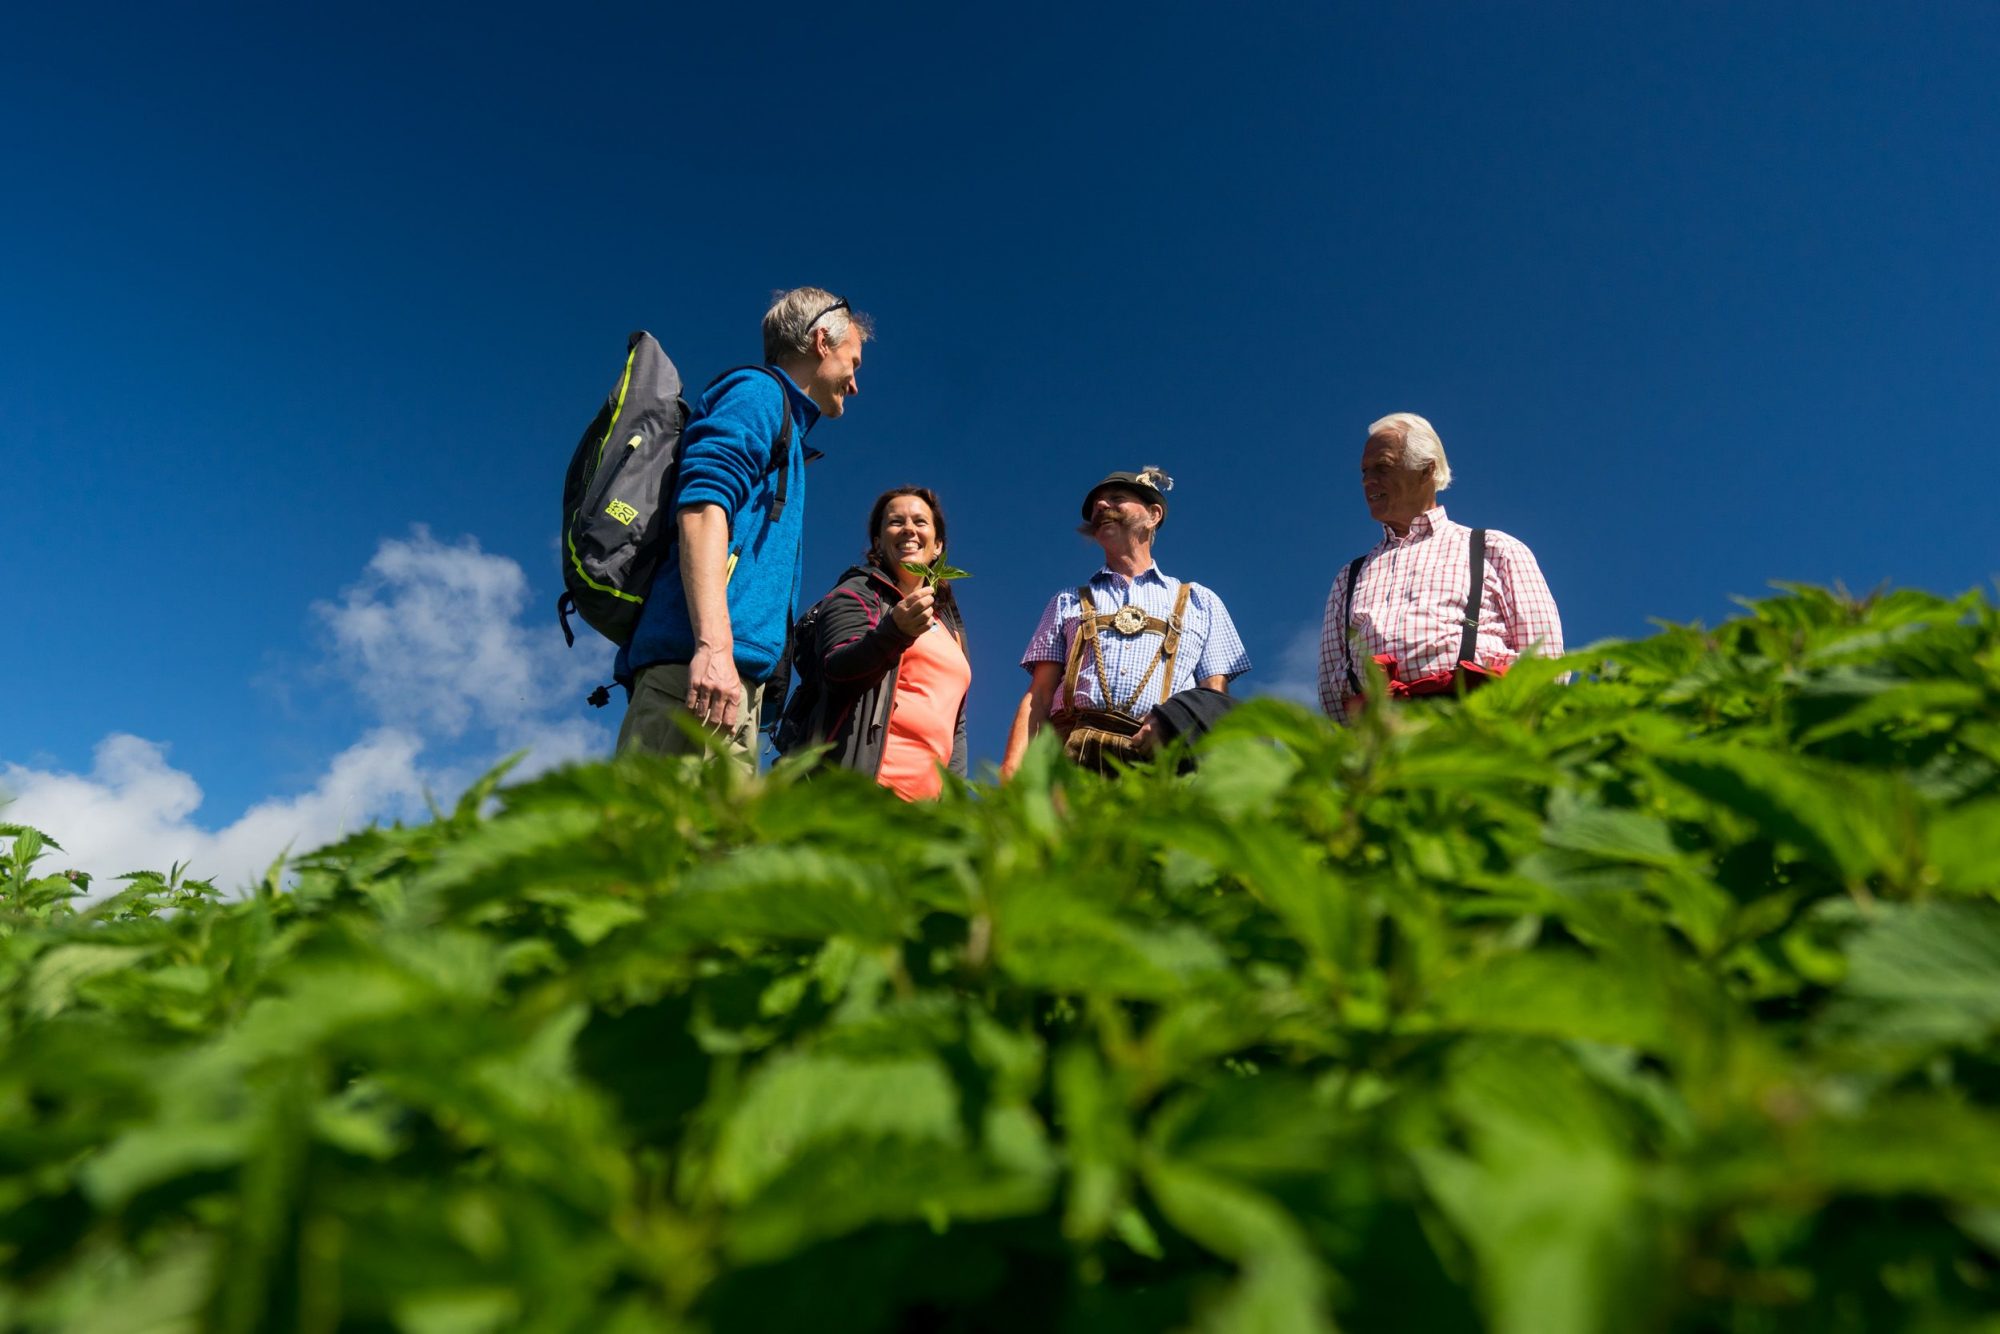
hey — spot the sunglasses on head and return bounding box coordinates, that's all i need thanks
[805,297,850,333]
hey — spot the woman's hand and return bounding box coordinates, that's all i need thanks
[890,585,937,637]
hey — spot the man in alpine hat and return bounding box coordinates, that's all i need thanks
[1316,412,1563,722]
[1001,466,1251,774]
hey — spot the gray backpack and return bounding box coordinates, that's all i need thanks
[557,332,794,649]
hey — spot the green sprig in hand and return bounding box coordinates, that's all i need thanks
[901,554,972,586]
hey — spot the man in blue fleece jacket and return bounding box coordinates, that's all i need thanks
[617,287,871,765]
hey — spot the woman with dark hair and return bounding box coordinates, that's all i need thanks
[788,486,970,798]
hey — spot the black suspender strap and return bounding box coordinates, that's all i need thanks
[1345,528,1487,698]
[1341,555,1366,697]
[1456,529,1487,683]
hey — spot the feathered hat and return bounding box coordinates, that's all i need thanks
[1080,465,1175,525]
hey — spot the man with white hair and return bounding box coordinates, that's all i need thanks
[1316,413,1563,722]
[619,287,871,765]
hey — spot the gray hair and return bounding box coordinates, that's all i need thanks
[1367,411,1452,493]
[762,286,874,362]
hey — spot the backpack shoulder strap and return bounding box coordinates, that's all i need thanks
[705,365,800,522]
[1457,529,1487,677]
[1342,555,1367,697]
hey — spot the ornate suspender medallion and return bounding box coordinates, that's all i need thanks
[1062,583,1193,733]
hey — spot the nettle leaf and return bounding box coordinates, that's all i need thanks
[1786,1098,2000,1202]
[1706,1094,2000,1205]
[899,557,972,585]
[1818,899,2000,1052]
[713,1052,963,1205]
[660,845,909,946]
[406,804,606,912]
[1846,900,2000,1010]
[1410,1040,1660,1334]
[529,889,645,946]
[1540,790,1682,866]
[1054,1044,1134,1242]
[11,580,2000,1333]
[0,821,63,851]
[1430,945,1709,1058]
[83,1117,255,1208]
[997,903,1234,1000]
[1140,1157,1333,1333]
[724,1128,1053,1265]
[1146,1074,1337,1179]
[393,1290,521,1334]
[1647,745,1894,882]
[1928,796,2000,892]
[27,943,161,1018]
[1190,736,1302,822]
[1795,680,1988,747]
[708,1049,1054,1262]
[27,1235,216,1334]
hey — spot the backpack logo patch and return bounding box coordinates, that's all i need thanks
[604,499,639,525]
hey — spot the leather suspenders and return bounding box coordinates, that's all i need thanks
[1060,582,1195,720]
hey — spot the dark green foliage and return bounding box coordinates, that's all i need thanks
[3,584,2000,1332]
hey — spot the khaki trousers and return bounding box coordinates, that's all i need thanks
[615,662,764,770]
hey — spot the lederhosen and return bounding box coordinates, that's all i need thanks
[1050,582,1194,770]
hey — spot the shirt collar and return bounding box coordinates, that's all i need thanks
[767,365,824,435]
[1381,504,1449,545]
[1093,562,1170,587]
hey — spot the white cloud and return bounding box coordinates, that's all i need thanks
[1,530,615,892]
[314,527,604,745]
[2,730,426,892]
[1256,619,1328,709]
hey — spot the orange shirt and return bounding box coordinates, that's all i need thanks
[877,623,972,801]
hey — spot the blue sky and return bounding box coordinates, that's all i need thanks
[5,3,1997,885]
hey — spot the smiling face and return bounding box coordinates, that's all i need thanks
[878,494,941,570]
[1082,487,1163,552]
[805,323,865,418]
[1360,429,1436,533]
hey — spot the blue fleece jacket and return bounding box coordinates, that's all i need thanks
[623,366,821,681]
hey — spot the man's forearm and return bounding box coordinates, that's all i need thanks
[1000,674,1059,778]
[1025,667,1061,736]
[1018,689,1046,738]
[677,504,733,652]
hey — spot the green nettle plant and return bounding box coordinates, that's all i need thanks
[901,553,972,587]
[3,584,1999,1333]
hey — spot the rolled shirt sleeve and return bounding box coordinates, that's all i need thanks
[1188,585,1251,683]
[1020,590,1074,667]
[1489,535,1565,659]
[1315,578,1347,719]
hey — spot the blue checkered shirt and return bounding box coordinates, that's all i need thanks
[1021,565,1251,717]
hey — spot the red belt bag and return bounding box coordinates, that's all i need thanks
[1373,652,1505,699]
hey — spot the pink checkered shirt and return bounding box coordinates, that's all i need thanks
[1316,506,1563,721]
